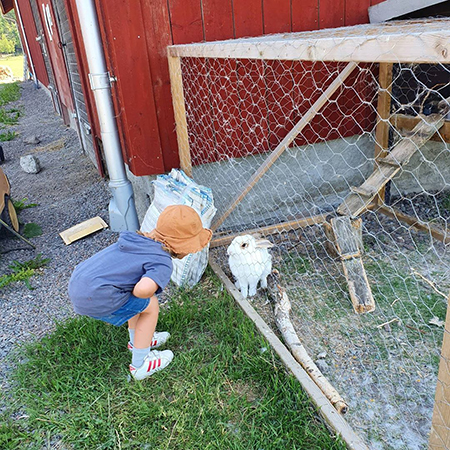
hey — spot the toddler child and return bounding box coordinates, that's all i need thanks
[68,205,212,380]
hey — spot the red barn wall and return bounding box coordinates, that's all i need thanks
[93,0,376,176]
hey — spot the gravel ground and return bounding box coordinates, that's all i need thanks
[0,81,118,398]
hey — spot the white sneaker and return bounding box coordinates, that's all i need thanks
[127,331,170,351]
[129,349,174,380]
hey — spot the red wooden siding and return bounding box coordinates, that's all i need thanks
[15,0,50,87]
[95,0,165,176]
[92,0,376,175]
[38,0,74,122]
[64,0,104,175]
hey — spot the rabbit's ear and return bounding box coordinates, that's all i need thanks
[255,239,274,249]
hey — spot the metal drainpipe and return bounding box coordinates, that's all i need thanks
[74,0,139,232]
[14,0,39,88]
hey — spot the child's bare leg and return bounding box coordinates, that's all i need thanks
[133,295,159,349]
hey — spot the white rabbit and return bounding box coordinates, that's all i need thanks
[227,235,274,299]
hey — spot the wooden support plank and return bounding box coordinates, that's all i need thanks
[167,55,192,177]
[212,62,358,231]
[390,114,450,143]
[331,216,375,314]
[337,114,446,218]
[208,258,370,450]
[210,213,329,248]
[375,205,450,244]
[168,18,450,64]
[429,292,450,449]
[374,62,393,204]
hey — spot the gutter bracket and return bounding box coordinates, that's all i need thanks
[88,72,112,91]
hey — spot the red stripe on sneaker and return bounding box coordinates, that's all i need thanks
[158,358,161,368]
[148,361,153,372]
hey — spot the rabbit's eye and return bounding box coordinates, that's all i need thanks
[241,243,249,248]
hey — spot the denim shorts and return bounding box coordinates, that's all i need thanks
[92,294,151,326]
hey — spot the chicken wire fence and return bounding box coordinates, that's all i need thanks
[168,20,450,450]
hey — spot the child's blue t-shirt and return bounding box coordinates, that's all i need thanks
[68,231,173,316]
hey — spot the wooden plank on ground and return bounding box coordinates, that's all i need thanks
[59,216,108,245]
[337,114,445,218]
[208,257,370,450]
[429,292,450,449]
[375,205,450,244]
[331,216,375,314]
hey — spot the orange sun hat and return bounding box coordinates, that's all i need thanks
[148,205,212,255]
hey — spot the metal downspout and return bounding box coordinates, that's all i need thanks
[14,0,39,88]
[74,0,139,231]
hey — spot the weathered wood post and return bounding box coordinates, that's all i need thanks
[429,293,450,449]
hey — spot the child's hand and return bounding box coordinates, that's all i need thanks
[133,277,158,298]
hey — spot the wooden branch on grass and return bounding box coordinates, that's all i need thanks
[411,268,447,299]
[271,277,349,414]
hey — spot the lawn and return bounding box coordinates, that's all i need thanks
[0,54,24,80]
[0,270,345,450]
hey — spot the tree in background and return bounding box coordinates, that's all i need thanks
[0,11,21,55]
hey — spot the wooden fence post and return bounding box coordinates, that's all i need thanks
[429,292,450,449]
[168,54,192,177]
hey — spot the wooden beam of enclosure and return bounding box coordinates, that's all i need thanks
[212,62,357,231]
[208,258,369,450]
[210,213,329,248]
[168,55,192,177]
[390,114,450,143]
[374,63,393,205]
[337,114,446,218]
[168,18,450,64]
[429,292,450,449]
[375,205,450,244]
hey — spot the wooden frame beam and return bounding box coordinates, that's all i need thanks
[168,55,192,177]
[212,62,357,231]
[208,258,369,450]
[375,204,450,244]
[211,213,329,248]
[168,18,450,64]
[429,292,450,449]
[374,63,393,205]
[391,114,450,143]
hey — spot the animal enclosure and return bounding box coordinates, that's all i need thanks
[168,19,450,449]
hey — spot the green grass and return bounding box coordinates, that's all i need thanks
[0,254,50,289]
[0,55,24,79]
[0,130,16,141]
[0,81,20,106]
[0,107,20,125]
[12,198,38,213]
[1,273,345,450]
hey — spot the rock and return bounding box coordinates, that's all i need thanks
[315,359,329,373]
[23,135,41,145]
[20,155,41,174]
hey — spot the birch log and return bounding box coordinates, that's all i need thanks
[274,284,349,414]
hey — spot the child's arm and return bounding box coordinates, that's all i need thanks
[132,277,159,298]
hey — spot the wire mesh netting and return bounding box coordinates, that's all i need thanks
[170,21,450,449]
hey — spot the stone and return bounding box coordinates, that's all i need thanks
[315,359,330,374]
[23,135,41,145]
[20,155,41,174]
